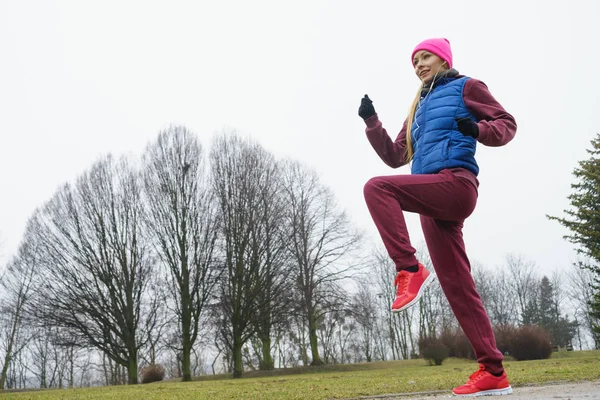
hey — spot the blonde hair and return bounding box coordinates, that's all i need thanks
[404,83,423,162]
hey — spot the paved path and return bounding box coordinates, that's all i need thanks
[346,380,600,399]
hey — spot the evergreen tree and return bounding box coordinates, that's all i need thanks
[547,133,600,342]
[539,277,577,347]
[522,297,539,326]
[521,276,577,347]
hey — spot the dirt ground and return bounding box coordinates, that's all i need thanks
[351,380,600,399]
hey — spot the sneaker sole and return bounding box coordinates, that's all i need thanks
[453,386,513,397]
[391,273,435,313]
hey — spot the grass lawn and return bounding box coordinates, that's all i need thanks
[1,350,599,399]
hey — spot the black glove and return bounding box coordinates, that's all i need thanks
[455,117,479,138]
[358,94,376,120]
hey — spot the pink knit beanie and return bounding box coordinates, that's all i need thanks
[411,38,453,68]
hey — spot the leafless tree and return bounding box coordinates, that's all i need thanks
[369,245,447,360]
[473,263,517,326]
[567,261,600,349]
[141,126,219,381]
[506,253,538,324]
[210,132,290,377]
[288,312,310,366]
[272,323,296,368]
[248,156,293,371]
[317,309,344,364]
[24,155,158,385]
[337,317,356,364]
[413,248,452,340]
[354,282,379,361]
[26,326,75,388]
[4,348,29,388]
[138,282,173,368]
[101,353,127,386]
[370,247,410,360]
[281,159,362,365]
[0,241,39,389]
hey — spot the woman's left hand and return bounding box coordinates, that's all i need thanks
[455,118,479,138]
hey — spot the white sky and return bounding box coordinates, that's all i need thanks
[0,0,598,276]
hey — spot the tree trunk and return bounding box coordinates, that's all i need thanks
[0,342,12,389]
[298,321,309,366]
[308,313,323,366]
[260,336,274,370]
[68,347,74,388]
[127,351,138,385]
[232,335,243,378]
[0,307,21,390]
[181,341,192,382]
[0,351,11,390]
[181,304,192,382]
[301,344,309,366]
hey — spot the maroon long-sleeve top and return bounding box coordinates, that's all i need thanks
[364,78,517,187]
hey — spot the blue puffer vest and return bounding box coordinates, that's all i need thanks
[410,76,479,176]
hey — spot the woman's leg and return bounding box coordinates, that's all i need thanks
[420,215,504,374]
[363,169,478,312]
[363,169,477,271]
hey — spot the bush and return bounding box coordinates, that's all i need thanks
[493,324,517,356]
[441,327,475,360]
[419,336,450,366]
[509,325,553,361]
[140,363,166,384]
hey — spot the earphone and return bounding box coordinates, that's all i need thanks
[413,61,448,136]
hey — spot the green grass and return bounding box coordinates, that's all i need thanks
[1,351,599,400]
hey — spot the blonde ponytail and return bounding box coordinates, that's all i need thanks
[405,83,423,162]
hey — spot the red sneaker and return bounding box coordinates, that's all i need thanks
[453,364,512,397]
[391,263,433,312]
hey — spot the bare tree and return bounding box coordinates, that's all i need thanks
[0,241,39,389]
[271,322,296,368]
[369,244,447,360]
[413,248,452,340]
[316,307,348,364]
[288,312,310,366]
[24,155,157,385]
[336,314,356,364]
[567,262,600,349]
[247,154,293,371]
[351,281,378,362]
[141,126,219,381]
[506,253,538,324]
[210,132,289,378]
[370,247,410,360]
[281,159,362,365]
[138,281,173,368]
[26,326,74,388]
[473,264,517,326]
[4,346,29,389]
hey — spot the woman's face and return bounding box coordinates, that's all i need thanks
[413,50,447,83]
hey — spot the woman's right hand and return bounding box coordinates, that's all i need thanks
[358,94,376,120]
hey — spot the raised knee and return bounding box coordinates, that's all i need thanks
[363,176,385,199]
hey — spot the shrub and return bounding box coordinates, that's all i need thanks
[419,336,450,366]
[441,327,475,360]
[493,324,518,356]
[509,325,553,361]
[140,363,166,384]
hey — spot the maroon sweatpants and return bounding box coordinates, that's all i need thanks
[363,168,504,374]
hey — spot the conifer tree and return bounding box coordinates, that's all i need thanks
[548,133,600,342]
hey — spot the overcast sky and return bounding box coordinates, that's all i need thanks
[1,0,598,277]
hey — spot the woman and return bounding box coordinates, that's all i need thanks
[359,37,516,396]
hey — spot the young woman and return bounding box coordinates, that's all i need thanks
[359,38,516,397]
